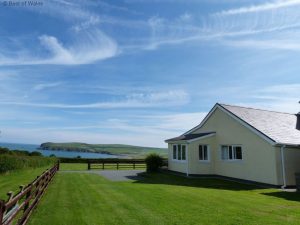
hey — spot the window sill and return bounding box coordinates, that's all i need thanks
[172,160,187,163]
[221,159,243,163]
[199,160,210,163]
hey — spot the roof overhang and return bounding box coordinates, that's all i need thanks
[165,132,216,144]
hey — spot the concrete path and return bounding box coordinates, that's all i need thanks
[61,169,145,181]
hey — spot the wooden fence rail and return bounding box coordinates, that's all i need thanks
[0,162,59,225]
[87,159,146,170]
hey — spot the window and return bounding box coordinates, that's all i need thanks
[182,145,186,160]
[173,145,177,160]
[178,145,182,160]
[221,145,243,160]
[172,144,187,161]
[199,145,209,161]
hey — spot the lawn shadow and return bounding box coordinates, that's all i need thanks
[134,172,266,191]
[262,191,300,202]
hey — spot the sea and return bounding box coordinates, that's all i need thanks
[0,142,117,159]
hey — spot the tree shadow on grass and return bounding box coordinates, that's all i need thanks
[262,191,300,202]
[134,172,265,191]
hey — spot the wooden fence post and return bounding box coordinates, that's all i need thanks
[117,162,119,170]
[87,162,90,170]
[102,162,104,170]
[0,200,5,225]
[23,186,32,212]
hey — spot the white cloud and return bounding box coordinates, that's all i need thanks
[216,0,300,15]
[33,82,62,91]
[0,90,189,109]
[223,39,300,51]
[0,111,207,147]
[179,13,193,22]
[71,15,100,32]
[0,30,118,65]
[238,84,300,113]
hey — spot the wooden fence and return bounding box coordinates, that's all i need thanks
[0,163,59,225]
[87,159,146,170]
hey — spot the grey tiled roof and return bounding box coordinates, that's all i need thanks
[219,104,300,145]
[165,132,215,142]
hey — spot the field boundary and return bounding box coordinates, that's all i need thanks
[0,162,59,225]
[87,159,146,170]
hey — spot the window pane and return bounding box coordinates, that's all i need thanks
[235,146,242,159]
[182,145,186,160]
[178,145,182,160]
[173,145,177,159]
[203,147,208,160]
[199,145,203,160]
[229,146,233,159]
[221,146,228,160]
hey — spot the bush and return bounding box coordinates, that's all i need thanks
[10,150,30,156]
[0,147,9,155]
[145,153,163,172]
[29,151,42,156]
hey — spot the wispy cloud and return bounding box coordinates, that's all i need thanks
[33,82,62,91]
[0,30,118,65]
[0,111,207,147]
[0,90,189,109]
[236,84,300,113]
[216,0,300,15]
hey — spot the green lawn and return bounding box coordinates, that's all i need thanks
[0,166,51,200]
[28,171,300,225]
[60,163,87,171]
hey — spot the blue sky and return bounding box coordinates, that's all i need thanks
[0,0,299,147]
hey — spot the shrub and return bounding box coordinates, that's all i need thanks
[10,150,30,156]
[145,153,163,172]
[29,151,42,156]
[0,147,9,155]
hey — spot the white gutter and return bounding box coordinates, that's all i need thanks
[280,145,286,189]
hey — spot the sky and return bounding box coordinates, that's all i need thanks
[0,0,299,147]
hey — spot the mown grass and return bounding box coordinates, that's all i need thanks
[60,163,87,171]
[28,171,300,225]
[0,166,52,200]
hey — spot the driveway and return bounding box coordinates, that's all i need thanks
[89,169,145,181]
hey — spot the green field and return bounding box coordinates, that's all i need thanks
[39,142,167,158]
[0,166,51,200]
[27,167,300,225]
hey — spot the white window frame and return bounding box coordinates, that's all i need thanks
[199,145,210,162]
[172,144,187,162]
[221,145,243,161]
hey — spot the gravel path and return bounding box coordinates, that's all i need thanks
[91,170,145,181]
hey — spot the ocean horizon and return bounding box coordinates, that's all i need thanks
[0,142,117,159]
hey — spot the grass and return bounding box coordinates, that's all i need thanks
[28,170,300,225]
[40,142,167,158]
[0,166,52,200]
[60,163,87,171]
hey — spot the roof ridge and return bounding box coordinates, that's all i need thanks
[218,103,295,116]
